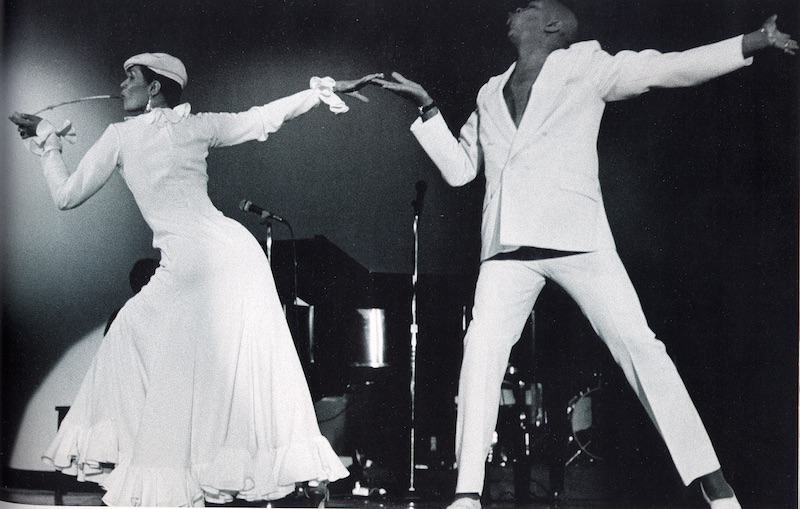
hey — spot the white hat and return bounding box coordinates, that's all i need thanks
[124,53,187,88]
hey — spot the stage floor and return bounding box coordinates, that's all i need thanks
[0,464,770,509]
[0,490,764,509]
[0,488,768,509]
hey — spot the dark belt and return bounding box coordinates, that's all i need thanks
[488,246,585,261]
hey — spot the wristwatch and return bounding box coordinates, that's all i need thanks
[418,101,437,116]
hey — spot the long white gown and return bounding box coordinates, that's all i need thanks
[34,85,350,506]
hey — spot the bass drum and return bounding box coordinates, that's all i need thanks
[566,381,608,463]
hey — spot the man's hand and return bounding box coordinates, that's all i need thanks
[761,15,798,55]
[373,72,434,108]
[744,15,798,57]
[333,73,384,102]
[9,112,43,139]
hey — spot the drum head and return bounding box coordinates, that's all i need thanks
[567,385,605,461]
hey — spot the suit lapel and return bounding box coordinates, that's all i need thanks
[508,49,570,159]
[482,64,517,140]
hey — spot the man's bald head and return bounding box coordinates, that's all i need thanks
[549,0,579,46]
[507,0,580,50]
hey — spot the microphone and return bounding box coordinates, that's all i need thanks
[239,199,286,223]
[413,180,427,215]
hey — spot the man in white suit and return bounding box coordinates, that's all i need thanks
[376,2,797,509]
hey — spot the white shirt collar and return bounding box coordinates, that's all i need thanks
[126,102,191,125]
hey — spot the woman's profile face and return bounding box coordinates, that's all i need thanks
[120,65,150,113]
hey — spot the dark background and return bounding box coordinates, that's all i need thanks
[2,0,798,506]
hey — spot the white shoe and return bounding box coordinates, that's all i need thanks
[445,497,481,509]
[702,484,742,509]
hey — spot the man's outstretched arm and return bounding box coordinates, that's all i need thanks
[594,15,796,102]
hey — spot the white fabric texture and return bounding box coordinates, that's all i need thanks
[410,35,752,260]
[25,119,76,156]
[409,36,754,493]
[310,76,349,114]
[37,87,349,506]
[454,254,720,493]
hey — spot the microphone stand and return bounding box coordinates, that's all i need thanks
[258,215,304,363]
[262,220,273,265]
[408,211,419,495]
[407,181,426,497]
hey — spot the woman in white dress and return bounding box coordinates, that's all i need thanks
[10,53,379,507]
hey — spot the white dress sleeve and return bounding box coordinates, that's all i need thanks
[35,122,121,210]
[204,77,349,148]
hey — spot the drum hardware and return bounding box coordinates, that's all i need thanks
[488,369,609,467]
[565,373,605,466]
[487,365,546,467]
[484,367,548,504]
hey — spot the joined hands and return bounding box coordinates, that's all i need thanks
[334,73,385,102]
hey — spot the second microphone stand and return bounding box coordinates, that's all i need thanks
[407,180,427,495]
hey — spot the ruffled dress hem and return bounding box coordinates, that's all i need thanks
[43,420,349,507]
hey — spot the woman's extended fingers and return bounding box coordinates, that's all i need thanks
[345,91,370,103]
[9,112,40,127]
[9,111,27,126]
[335,73,385,94]
[354,72,385,88]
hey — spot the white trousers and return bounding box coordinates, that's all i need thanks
[455,250,720,494]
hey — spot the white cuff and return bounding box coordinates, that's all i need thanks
[310,76,349,114]
[26,119,76,156]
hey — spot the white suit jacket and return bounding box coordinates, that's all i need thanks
[411,35,752,261]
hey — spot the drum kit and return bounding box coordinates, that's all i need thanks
[285,293,613,501]
[343,309,613,488]
[286,297,614,503]
[488,366,608,468]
